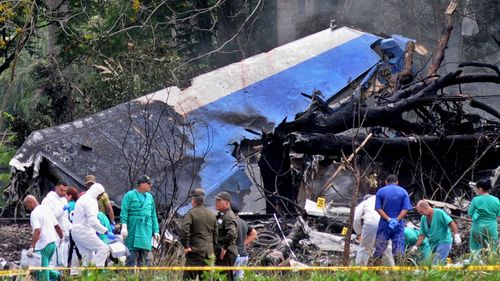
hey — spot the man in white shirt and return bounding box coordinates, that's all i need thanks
[353,194,395,266]
[24,195,63,281]
[42,181,70,235]
[42,180,71,266]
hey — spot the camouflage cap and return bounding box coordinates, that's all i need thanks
[214,191,231,202]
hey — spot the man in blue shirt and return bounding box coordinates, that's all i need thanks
[373,174,412,265]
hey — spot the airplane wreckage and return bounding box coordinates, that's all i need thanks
[2,16,499,219]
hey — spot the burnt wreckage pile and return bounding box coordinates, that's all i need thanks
[267,63,500,204]
[231,14,500,264]
[237,9,500,215]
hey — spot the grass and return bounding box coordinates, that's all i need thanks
[62,268,500,281]
[3,250,500,280]
[4,263,500,281]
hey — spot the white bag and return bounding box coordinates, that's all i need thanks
[21,246,62,268]
[55,241,69,266]
[20,249,41,268]
[108,241,127,258]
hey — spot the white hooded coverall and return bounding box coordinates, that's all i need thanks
[71,183,110,267]
[353,195,395,266]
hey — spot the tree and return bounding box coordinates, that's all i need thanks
[0,0,39,75]
[0,0,43,127]
[1,0,270,146]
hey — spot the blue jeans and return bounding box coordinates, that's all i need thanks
[432,243,451,264]
[234,255,249,280]
[126,250,150,267]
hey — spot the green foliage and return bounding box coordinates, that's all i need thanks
[0,143,15,207]
[55,269,500,281]
[1,0,273,148]
[58,0,137,62]
[0,0,38,66]
[71,46,208,113]
[32,61,74,124]
[52,0,217,116]
[0,144,15,167]
[63,269,182,281]
[2,87,53,147]
[0,30,46,113]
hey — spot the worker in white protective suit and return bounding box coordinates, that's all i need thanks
[71,183,115,267]
[42,180,71,266]
[353,194,395,266]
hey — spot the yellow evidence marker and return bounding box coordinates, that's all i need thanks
[316,197,326,208]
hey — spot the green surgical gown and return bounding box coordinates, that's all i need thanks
[468,194,500,251]
[120,190,160,251]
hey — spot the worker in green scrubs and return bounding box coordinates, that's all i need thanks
[468,178,500,253]
[24,195,63,281]
[120,175,160,266]
[404,226,431,263]
[411,200,462,264]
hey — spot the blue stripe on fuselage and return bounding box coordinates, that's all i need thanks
[189,33,381,194]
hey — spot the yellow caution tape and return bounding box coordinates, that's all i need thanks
[0,269,29,277]
[1,264,500,275]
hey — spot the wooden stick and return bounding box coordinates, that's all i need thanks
[343,167,360,266]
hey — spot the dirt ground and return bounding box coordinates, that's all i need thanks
[0,222,31,265]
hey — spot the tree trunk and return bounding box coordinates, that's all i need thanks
[46,0,66,57]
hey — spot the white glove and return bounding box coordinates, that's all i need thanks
[410,245,418,254]
[27,247,34,257]
[454,233,462,246]
[152,233,161,248]
[121,224,128,239]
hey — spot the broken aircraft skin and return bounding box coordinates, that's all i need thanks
[6,26,409,216]
[6,98,204,217]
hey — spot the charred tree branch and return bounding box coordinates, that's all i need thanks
[459,62,500,76]
[469,99,500,120]
[428,0,457,76]
[287,133,499,157]
[278,71,500,136]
